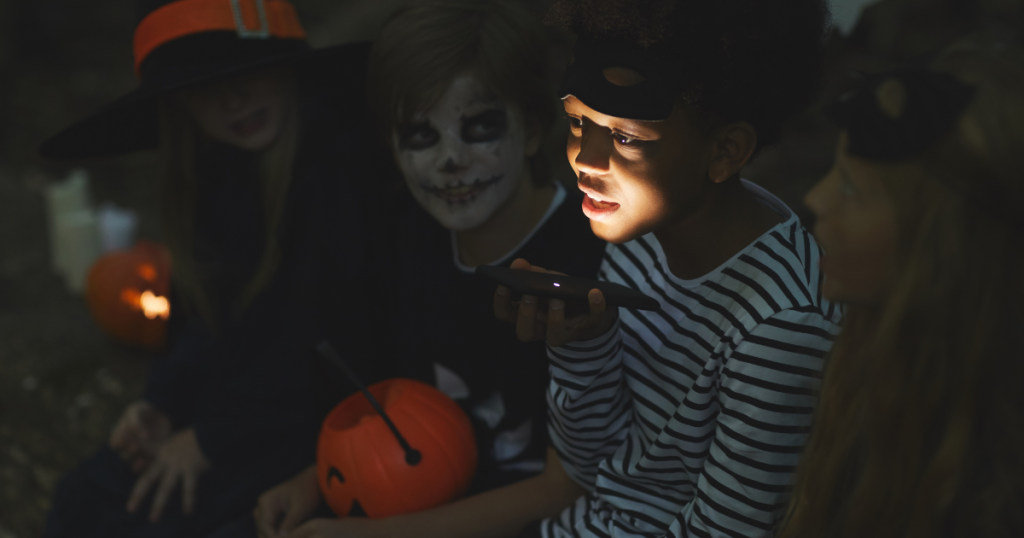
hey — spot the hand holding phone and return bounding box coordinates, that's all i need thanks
[488,258,654,347]
[476,265,659,311]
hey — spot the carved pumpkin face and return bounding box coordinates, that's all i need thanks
[317,378,477,518]
[85,241,171,349]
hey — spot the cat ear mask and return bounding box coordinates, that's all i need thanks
[557,36,689,122]
[827,65,1024,230]
[824,67,976,162]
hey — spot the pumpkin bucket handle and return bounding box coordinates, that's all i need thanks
[316,341,423,466]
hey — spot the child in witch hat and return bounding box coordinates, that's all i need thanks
[41,1,394,537]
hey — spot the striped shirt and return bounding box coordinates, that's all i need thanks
[542,181,842,538]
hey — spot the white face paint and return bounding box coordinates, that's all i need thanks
[392,73,528,231]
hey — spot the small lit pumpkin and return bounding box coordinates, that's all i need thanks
[85,240,171,349]
[317,378,477,519]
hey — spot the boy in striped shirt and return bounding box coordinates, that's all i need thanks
[494,1,840,536]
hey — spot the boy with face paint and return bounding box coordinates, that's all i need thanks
[395,72,530,234]
[251,2,606,536]
[371,3,610,493]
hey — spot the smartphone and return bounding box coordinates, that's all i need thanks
[476,265,660,311]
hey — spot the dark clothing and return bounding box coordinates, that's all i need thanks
[46,61,390,538]
[315,184,606,495]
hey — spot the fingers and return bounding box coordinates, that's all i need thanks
[115,438,136,461]
[255,507,269,538]
[255,504,287,538]
[515,294,545,342]
[286,520,314,538]
[493,285,514,322]
[547,289,613,347]
[127,460,163,514]
[545,299,567,347]
[509,257,531,271]
[110,419,128,449]
[112,414,142,452]
[587,289,607,327]
[182,467,197,515]
[148,465,180,522]
[130,453,152,473]
[287,519,336,538]
[254,499,278,538]
[501,258,574,342]
[280,498,308,536]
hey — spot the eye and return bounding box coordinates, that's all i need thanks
[613,132,637,145]
[567,116,583,131]
[398,122,439,151]
[461,109,507,143]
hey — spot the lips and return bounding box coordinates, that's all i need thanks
[421,174,504,205]
[230,108,269,137]
[578,185,620,221]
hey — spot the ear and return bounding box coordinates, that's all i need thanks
[524,116,544,158]
[708,122,757,184]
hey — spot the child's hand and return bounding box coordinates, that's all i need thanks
[493,258,617,347]
[286,517,386,538]
[109,400,172,472]
[255,465,322,538]
[125,427,211,522]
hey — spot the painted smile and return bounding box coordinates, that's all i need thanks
[421,174,504,205]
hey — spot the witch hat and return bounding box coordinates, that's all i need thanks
[40,0,368,160]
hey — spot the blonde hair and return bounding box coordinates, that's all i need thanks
[158,75,300,331]
[780,37,1024,538]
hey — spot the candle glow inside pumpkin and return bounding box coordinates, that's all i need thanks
[86,241,172,349]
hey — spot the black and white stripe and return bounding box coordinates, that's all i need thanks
[543,182,841,538]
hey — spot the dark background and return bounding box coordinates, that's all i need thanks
[0,0,1020,536]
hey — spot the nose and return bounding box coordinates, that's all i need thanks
[574,124,612,176]
[217,81,249,113]
[437,132,470,175]
[804,167,835,222]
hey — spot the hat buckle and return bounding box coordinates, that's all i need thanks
[230,0,270,39]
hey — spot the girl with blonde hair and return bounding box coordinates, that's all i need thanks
[781,37,1024,538]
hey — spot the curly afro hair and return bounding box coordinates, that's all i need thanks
[548,0,830,153]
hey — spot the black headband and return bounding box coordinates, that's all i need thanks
[557,36,686,121]
[825,67,976,161]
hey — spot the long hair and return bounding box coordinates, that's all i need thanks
[158,75,300,331]
[366,0,555,186]
[779,38,1024,538]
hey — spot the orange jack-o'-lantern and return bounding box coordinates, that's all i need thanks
[316,378,477,519]
[86,241,171,349]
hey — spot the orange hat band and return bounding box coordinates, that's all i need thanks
[133,0,307,77]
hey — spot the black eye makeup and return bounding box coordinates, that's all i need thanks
[461,109,507,143]
[397,122,440,151]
